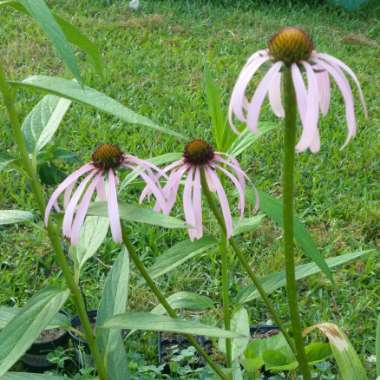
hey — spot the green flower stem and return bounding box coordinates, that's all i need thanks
[120,223,228,380]
[220,233,232,367]
[283,67,311,380]
[200,169,295,353]
[0,63,108,380]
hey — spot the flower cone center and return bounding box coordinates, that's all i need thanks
[268,27,313,64]
[184,140,214,165]
[92,144,123,170]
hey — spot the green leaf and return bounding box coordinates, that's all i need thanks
[151,291,213,315]
[252,190,333,281]
[262,349,298,372]
[376,315,380,377]
[232,215,264,236]
[13,76,185,139]
[0,1,102,75]
[16,0,81,82]
[1,373,66,380]
[100,312,244,339]
[305,342,332,365]
[204,67,231,151]
[88,201,187,229]
[97,248,130,380]
[236,250,374,304]
[0,152,16,172]
[145,236,217,280]
[227,124,275,157]
[120,152,182,190]
[304,323,368,380]
[22,95,71,157]
[0,306,70,330]
[0,287,69,376]
[0,210,33,225]
[70,216,109,278]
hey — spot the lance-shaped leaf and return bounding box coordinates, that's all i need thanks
[0,0,102,75]
[0,210,33,225]
[100,312,244,338]
[250,190,333,281]
[0,306,70,330]
[1,373,66,380]
[16,0,81,82]
[12,76,185,139]
[227,124,275,157]
[236,250,374,304]
[88,201,187,229]
[304,323,368,380]
[145,236,218,281]
[151,291,213,315]
[97,248,130,380]
[70,216,109,277]
[22,95,71,157]
[0,152,17,172]
[232,214,264,236]
[0,287,69,376]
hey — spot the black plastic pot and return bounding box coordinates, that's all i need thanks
[68,309,97,368]
[21,315,70,372]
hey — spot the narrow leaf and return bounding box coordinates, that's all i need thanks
[228,124,275,157]
[151,291,213,315]
[13,76,185,139]
[236,250,374,304]
[97,248,130,380]
[88,201,187,229]
[100,312,244,338]
[17,0,81,82]
[145,236,217,280]
[70,216,109,275]
[254,190,333,281]
[22,95,71,156]
[304,323,368,380]
[0,210,33,225]
[0,152,16,172]
[0,287,69,376]
[232,214,264,236]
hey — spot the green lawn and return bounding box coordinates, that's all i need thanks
[0,0,379,378]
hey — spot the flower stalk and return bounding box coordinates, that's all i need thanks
[200,169,295,353]
[282,66,311,379]
[0,62,108,380]
[120,223,228,380]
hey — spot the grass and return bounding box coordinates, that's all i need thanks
[0,0,379,378]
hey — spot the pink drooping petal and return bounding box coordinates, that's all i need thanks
[62,169,98,238]
[245,49,269,67]
[291,63,308,126]
[310,129,321,153]
[125,155,166,178]
[316,69,331,116]
[70,174,101,245]
[296,61,320,152]
[316,52,367,118]
[206,167,233,238]
[214,155,248,185]
[268,71,284,118]
[107,169,122,243]
[182,167,196,240]
[228,53,270,132]
[44,163,94,225]
[161,159,185,174]
[96,175,107,201]
[216,164,245,219]
[64,183,75,209]
[192,167,203,239]
[204,166,216,192]
[246,61,283,134]
[315,58,357,147]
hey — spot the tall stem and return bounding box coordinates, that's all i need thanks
[0,63,108,380]
[283,67,311,379]
[220,233,232,367]
[200,170,295,353]
[120,224,228,380]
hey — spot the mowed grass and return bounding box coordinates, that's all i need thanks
[0,0,379,377]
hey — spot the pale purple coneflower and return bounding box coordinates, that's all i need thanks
[141,139,250,241]
[229,27,367,152]
[45,144,166,245]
